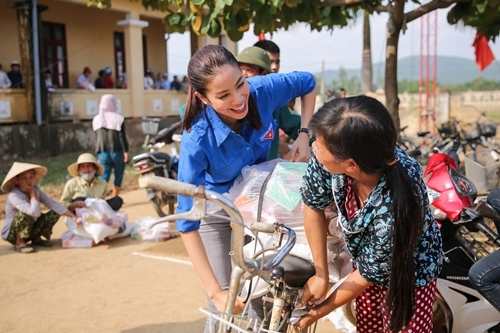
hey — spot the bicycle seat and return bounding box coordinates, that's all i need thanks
[259,251,316,288]
[417,131,431,137]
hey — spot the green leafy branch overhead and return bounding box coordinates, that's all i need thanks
[87,0,500,42]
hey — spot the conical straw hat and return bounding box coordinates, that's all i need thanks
[1,162,47,193]
[67,153,104,177]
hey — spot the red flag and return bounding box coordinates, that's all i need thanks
[258,33,265,41]
[473,33,495,72]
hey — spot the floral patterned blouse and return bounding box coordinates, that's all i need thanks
[300,146,443,288]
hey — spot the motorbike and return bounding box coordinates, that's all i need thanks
[423,139,500,333]
[132,121,182,217]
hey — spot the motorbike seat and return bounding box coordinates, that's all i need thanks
[259,251,316,288]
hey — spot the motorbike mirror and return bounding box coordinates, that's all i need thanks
[475,200,500,221]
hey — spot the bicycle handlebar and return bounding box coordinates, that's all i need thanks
[139,175,297,323]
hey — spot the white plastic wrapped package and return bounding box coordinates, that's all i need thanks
[232,160,354,333]
[72,198,127,243]
[230,160,351,273]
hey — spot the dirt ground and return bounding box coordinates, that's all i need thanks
[0,183,339,333]
[0,107,493,333]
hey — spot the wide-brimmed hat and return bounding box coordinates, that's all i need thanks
[67,153,104,177]
[236,47,271,73]
[1,162,47,193]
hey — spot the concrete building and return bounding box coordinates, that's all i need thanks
[0,0,236,123]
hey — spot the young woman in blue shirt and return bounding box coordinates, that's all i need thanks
[297,95,443,332]
[176,44,317,332]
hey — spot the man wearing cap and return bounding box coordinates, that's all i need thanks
[236,46,301,160]
[1,162,78,253]
[7,61,23,88]
[77,67,92,89]
[61,153,123,213]
[61,153,123,210]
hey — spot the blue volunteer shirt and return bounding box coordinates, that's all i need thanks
[176,72,315,232]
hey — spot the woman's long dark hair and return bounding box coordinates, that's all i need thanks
[182,44,261,131]
[309,95,426,332]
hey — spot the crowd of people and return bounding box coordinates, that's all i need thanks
[1,41,499,333]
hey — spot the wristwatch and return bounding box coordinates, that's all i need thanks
[297,127,312,138]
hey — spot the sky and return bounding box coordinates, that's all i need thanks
[166,8,500,76]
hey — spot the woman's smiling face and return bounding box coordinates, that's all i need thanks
[195,65,250,126]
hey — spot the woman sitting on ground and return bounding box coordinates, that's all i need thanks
[60,153,123,213]
[1,162,78,253]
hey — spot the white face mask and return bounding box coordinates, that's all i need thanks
[79,171,96,181]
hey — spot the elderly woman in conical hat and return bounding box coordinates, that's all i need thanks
[1,162,77,253]
[92,94,129,198]
[60,153,123,213]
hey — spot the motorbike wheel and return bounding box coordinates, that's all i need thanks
[151,191,176,217]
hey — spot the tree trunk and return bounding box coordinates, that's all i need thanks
[384,0,405,131]
[361,10,373,94]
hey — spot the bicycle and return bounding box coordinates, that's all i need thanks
[138,175,350,333]
[399,123,458,165]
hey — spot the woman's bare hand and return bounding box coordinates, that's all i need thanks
[210,290,245,315]
[302,275,329,305]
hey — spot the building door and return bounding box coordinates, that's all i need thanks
[41,22,69,88]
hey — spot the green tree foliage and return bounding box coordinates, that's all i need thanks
[398,79,420,94]
[327,67,362,95]
[87,0,500,127]
[443,78,500,91]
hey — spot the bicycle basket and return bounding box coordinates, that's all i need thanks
[201,307,287,333]
[479,121,498,137]
[141,117,160,135]
[461,122,481,141]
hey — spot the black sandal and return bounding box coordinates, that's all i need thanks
[32,239,53,247]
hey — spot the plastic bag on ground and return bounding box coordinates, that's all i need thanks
[71,198,127,243]
[131,216,171,242]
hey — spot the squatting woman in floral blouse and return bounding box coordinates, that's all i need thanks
[295,95,443,333]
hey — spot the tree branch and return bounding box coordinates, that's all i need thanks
[404,0,460,23]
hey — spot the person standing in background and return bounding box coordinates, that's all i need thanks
[103,67,114,89]
[92,94,129,197]
[7,61,23,88]
[170,75,182,91]
[339,87,347,98]
[144,68,157,90]
[77,67,92,89]
[44,70,57,92]
[253,40,303,160]
[94,70,105,89]
[0,64,12,89]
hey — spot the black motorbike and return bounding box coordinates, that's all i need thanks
[132,121,181,217]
